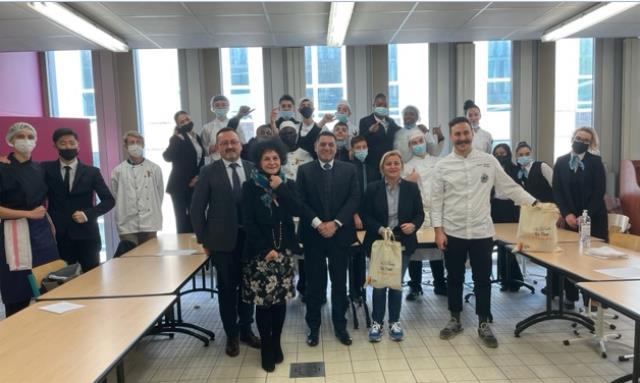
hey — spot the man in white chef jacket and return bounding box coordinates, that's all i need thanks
[431,117,537,348]
[111,130,164,245]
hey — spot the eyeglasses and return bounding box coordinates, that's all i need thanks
[218,140,240,147]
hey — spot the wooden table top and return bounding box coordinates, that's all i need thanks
[356,227,435,244]
[38,255,208,300]
[578,281,640,319]
[123,233,205,257]
[0,296,175,383]
[492,222,603,244]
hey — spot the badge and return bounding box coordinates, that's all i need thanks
[481,173,489,183]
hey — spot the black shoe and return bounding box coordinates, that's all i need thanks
[307,331,319,347]
[509,285,521,293]
[433,285,447,296]
[225,336,240,357]
[260,344,275,372]
[336,330,352,346]
[500,284,509,292]
[273,342,284,364]
[240,329,262,349]
[406,290,419,301]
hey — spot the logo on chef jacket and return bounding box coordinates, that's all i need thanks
[481,173,489,183]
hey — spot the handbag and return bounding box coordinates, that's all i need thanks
[367,228,403,289]
[517,203,560,252]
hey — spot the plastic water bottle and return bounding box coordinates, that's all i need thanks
[579,210,591,251]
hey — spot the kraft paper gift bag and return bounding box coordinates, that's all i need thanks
[368,228,403,290]
[517,203,560,253]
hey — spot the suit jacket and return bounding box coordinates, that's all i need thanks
[358,113,401,168]
[351,158,381,213]
[190,159,255,252]
[163,132,206,195]
[42,160,115,240]
[361,179,424,255]
[296,160,360,247]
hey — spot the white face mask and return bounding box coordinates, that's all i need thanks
[13,139,36,155]
[127,144,144,158]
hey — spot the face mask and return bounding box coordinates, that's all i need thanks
[517,156,533,166]
[404,123,416,130]
[496,155,511,166]
[299,106,314,119]
[471,123,480,131]
[411,142,427,157]
[59,148,78,161]
[179,121,194,133]
[14,139,36,155]
[280,132,297,151]
[336,139,348,149]
[354,149,368,162]
[279,110,294,120]
[374,107,388,117]
[128,144,144,158]
[572,141,589,155]
[214,108,229,118]
[335,113,348,123]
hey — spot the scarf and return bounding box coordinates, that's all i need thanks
[251,168,286,209]
[569,153,585,173]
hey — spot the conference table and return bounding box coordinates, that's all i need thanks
[0,296,175,383]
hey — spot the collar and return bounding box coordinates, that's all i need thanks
[319,159,335,169]
[374,115,388,125]
[384,177,402,189]
[524,161,533,172]
[453,148,475,159]
[127,158,145,166]
[571,152,586,160]
[222,158,243,168]
[60,158,78,170]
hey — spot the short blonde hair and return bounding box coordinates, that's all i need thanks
[572,126,599,151]
[123,130,144,145]
[379,150,404,173]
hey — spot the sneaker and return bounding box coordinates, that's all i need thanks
[478,322,498,348]
[368,322,383,342]
[439,318,463,340]
[389,322,404,341]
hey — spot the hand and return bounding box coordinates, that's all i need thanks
[188,176,198,188]
[209,144,217,155]
[204,248,211,256]
[28,206,46,220]
[269,175,282,189]
[354,213,363,230]
[405,169,419,183]
[400,223,416,235]
[435,228,447,251]
[369,122,380,133]
[432,126,444,140]
[270,106,279,124]
[565,214,578,228]
[417,124,428,134]
[264,249,279,262]
[318,221,338,238]
[0,155,9,164]
[322,113,335,124]
[72,210,87,223]
[237,105,254,118]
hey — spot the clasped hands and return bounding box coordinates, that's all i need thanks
[317,221,338,238]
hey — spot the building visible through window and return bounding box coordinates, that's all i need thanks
[387,43,429,126]
[304,46,347,121]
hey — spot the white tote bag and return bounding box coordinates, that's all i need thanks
[367,228,403,290]
[517,203,560,253]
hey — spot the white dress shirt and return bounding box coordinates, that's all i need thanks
[522,161,553,186]
[283,148,313,181]
[201,118,247,163]
[394,127,444,162]
[431,149,535,240]
[472,127,493,153]
[111,159,164,235]
[222,158,246,186]
[403,154,440,227]
[59,158,78,191]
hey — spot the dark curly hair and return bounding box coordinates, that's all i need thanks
[250,137,289,168]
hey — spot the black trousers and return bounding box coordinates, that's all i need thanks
[304,244,348,332]
[496,244,524,288]
[408,259,446,292]
[211,229,254,339]
[57,233,101,272]
[171,189,194,234]
[3,299,30,317]
[349,246,367,299]
[444,236,493,318]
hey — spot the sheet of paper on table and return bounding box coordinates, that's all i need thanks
[39,301,84,314]
[594,266,640,279]
[156,249,197,256]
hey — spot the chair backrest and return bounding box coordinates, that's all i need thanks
[608,213,631,233]
[609,232,640,252]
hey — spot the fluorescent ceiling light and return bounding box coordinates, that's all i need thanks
[28,2,129,52]
[542,2,639,42]
[327,2,355,47]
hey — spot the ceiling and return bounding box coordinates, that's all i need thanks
[0,1,639,52]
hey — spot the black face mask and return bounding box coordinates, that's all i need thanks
[59,148,78,161]
[178,121,194,133]
[299,106,314,119]
[572,141,589,154]
[280,132,298,151]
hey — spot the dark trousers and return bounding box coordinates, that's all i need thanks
[57,233,101,272]
[3,299,30,317]
[256,304,286,361]
[408,260,446,292]
[496,244,524,289]
[349,246,367,300]
[444,236,493,318]
[304,244,348,333]
[171,190,194,234]
[297,258,328,297]
[211,229,254,339]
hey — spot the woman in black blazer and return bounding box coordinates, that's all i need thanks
[163,111,205,233]
[362,150,424,343]
[241,138,301,372]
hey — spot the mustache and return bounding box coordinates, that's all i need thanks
[454,139,472,145]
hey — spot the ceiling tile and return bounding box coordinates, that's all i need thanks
[350,12,407,31]
[197,15,269,35]
[466,8,551,28]
[404,10,479,29]
[269,14,327,33]
[0,3,38,20]
[355,2,415,13]
[103,2,190,17]
[123,15,206,34]
[274,32,325,47]
[185,2,264,16]
[415,2,489,11]
[264,2,329,15]
[0,19,70,38]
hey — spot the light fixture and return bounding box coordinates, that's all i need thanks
[542,2,639,42]
[28,2,129,52]
[327,2,355,47]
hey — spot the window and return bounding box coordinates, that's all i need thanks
[134,49,181,234]
[554,38,594,159]
[220,48,265,139]
[387,43,429,125]
[46,50,106,260]
[304,46,347,120]
[475,41,512,147]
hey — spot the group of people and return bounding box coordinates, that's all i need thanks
[0,91,608,374]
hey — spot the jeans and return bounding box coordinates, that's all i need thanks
[372,252,410,324]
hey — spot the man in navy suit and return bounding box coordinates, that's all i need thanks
[42,128,114,272]
[296,131,360,347]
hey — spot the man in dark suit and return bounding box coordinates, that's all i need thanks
[358,93,401,169]
[191,127,260,357]
[296,131,360,347]
[42,128,115,272]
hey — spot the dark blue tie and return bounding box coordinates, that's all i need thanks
[230,163,242,203]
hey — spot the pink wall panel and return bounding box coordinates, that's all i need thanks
[0,52,44,117]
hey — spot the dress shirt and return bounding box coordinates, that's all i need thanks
[59,158,78,190]
[374,115,390,132]
[283,148,313,181]
[471,127,493,154]
[222,158,246,186]
[311,159,341,229]
[383,178,401,232]
[521,161,553,185]
[431,149,535,239]
[186,131,203,166]
[403,154,439,226]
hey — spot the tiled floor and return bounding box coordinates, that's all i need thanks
[98,263,637,383]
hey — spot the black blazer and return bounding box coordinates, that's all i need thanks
[241,179,301,261]
[358,113,401,168]
[42,160,115,240]
[491,163,520,223]
[296,160,360,247]
[351,158,381,213]
[361,179,424,255]
[163,132,206,195]
[190,159,255,252]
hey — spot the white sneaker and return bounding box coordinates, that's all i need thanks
[369,321,383,342]
[389,322,404,341]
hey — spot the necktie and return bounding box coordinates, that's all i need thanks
[569,154,584,173]
[517,167,528,180]
[322,163,332,219]
[229,163,242,203]
[323,163,332,171]
[63,166,71,192]
[362,163,368,192]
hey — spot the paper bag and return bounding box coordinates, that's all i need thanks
[367,228,403,289]
[4,218,32,271]
[517,203,559,252]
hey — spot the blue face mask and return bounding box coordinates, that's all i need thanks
[335,113,348,123]
[374,107,388,117]
[279,110,294,120]
[411,142,427,157]
[354,149,368,162]
[404,123,416,130]
[517,156,533,166]
[336,139,348,149]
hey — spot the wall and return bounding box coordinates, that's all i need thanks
[0,52,44,117]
